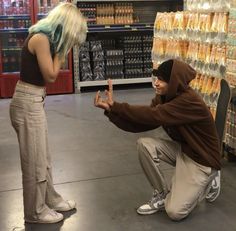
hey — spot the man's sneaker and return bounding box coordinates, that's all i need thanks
[25,209,63,224]
[206,170,221,202]
[137,190,165,215]
[52,200,76,212]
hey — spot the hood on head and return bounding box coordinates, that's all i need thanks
[153,60,173,83]
[164,59,196,102]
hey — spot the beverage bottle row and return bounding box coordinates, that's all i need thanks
[189,74,221,118]
[0,0,30,15]
[186,0,230,12]
[0,19,31,29]
[154,12,228,44]
[2,50,21,72]
[38,0,61,14]
[152,38,226,78]
[225,98,236,150]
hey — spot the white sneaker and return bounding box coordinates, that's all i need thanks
[25,209,63,224]
[206,170,221,202]
[137,190,165,215]
[52,200,76,212]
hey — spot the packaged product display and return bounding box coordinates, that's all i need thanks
[0,0,30,15]
[225,5,236,154]
[78,35,152,81]
[1,33,26,72]
[77,2,137,25]
[76,3,96,24]
[225,97,236,154]
[105,49,124,79]
[185,0,230,12]
[226,8,236,87]
[189,74,221,118]
[37,0,62,14]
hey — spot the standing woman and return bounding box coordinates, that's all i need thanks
[9,2,87,224]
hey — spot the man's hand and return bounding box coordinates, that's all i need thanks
[105,79,114,107]
[94,91,110,111]
[94,79,114,111]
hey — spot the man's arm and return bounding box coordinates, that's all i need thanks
[94,79,159,132]
[104,110,158,133]
[110,92,211,127]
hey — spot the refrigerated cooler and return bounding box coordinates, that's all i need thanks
[0,0,73,98]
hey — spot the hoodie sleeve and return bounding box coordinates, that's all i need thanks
[110,91,211,127]
[104,110,158,133]
[150,94,162,107]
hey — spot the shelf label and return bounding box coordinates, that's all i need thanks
[145,24,151,28]
[105,25,110,29]
[131,27,138,31]
[124,25,131,28]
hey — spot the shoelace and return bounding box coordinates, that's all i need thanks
[148,191,163,206]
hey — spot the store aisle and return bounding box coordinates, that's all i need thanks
[0,88,236,231]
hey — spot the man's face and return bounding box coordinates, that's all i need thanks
[152,76,168,95]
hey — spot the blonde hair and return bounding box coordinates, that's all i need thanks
[29,2,87,60]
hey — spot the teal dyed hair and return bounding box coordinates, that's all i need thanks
[29,2,87,60]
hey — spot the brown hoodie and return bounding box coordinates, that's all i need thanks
[105,59,221,170]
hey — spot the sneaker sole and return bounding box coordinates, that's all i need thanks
[54,205,76,212]
[137,209,159,215]
[25,217,63,224]
[206,190,220,203]
[137,206,164,215]
[53,201,76,212]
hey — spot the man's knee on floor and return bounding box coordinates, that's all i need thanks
[165,203,189,221]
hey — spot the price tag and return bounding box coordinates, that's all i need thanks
[105,25,110,29]
[132,27,138,31]
[124,25,130,28]
[145,24,151,28]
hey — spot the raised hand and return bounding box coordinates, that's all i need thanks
[105,79,114,107]
[94,90,110,111]
[94,79,114,111]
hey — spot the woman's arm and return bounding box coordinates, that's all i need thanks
[28,33,63,83]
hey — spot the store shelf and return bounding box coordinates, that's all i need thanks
[88,23,153,33]
[0,28,28,33]
[2,47,22,51]
[78,77,151,88]
[1,69,71,75]
[37,13,47,19]
[0,15,30,20]
[77,0,181,2]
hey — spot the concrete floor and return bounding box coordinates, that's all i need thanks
[0,88,236,231]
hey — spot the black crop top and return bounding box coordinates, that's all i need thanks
[20,34,45,86]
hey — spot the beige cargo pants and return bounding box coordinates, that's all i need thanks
[137,137,217,221]
[9,81,63,221]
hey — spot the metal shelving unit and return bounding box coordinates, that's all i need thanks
[75,0,183,92]
[79,77,151,87]
[87,23,153,33]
